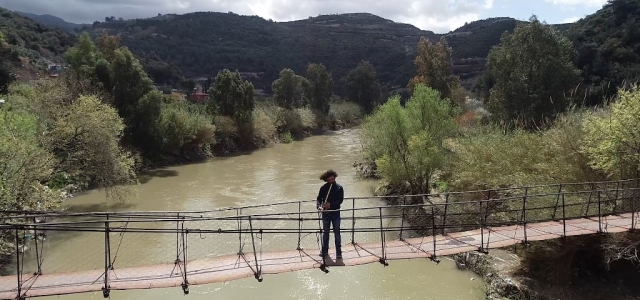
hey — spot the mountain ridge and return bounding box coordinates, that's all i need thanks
[13,11,89,31]
[81,11,517,91]
[3,8,573,93]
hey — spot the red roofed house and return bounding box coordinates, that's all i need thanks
[188,92,209,102]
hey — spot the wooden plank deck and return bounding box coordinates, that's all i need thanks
[0,213,635,299]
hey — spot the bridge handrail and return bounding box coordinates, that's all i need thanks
[1,187,638,228]
[1,178,637,221]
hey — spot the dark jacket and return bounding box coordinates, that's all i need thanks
[316,183,344,212]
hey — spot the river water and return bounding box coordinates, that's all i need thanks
[35,129,483,300]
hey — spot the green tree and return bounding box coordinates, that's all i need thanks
[0,107,62,212]
[567,0,640,106]
[409,36,459,100]
[111,47,155,121]
[487,16,580,128]
[97,34,121,62]
[272,68,309,109]
[65,32,101,75]
[44,95,136,192]
[306,63,334,114]
[343,61,382,113]
[583,86,640,179]
[0,32,14,94]
[360,84,457,194]
[208,69,255,117]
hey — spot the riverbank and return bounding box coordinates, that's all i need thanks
[137,122,361,172]
[453,239,640,300]
[136,99,366,172]
[453,250,543,300]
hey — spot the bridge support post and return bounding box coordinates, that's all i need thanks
[562,193,567,238]
[585,183,594,215]
[521,188,529,246]
[430,207,440,264]
[350,198,356,245]
[175,213,181,264]
[399,196,406,241]
[32,217,42,276]
[441,194,449,236]
[378,207,388,266]
[102,221,110,298]
[15,227,24,300]
[478,198,484,253]
[181,220,190,295]
[296,201,302,251]
[238,209,243,255]
[248,216,263,282]
[613,181,620,214]
[552,184,563,220]
[477,198,488,254]
[597,190,603,234]
[632,189,636,231]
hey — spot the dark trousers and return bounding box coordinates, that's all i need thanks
[321,212,342,255]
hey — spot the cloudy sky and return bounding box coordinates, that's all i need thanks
[2,0,608,33]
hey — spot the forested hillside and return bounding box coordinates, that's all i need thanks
[83,12,519,92]
[0,8,75,89]
[567,0,640,105]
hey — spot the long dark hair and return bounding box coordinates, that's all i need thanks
[319,170,338,182]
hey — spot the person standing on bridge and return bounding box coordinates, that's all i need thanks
[317,170,344,259]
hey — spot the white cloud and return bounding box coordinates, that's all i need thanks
[561,16,579,23]
[484,0,495,9]
[2,0,494,33]
[545,0,607,8]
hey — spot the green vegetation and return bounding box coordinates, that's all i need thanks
[359,1,640,295]
[360,84,458,194]
[3,0,640,290]
[75,12,528,92]
[272,68,310,109]
[409,37,459,100]
[0,8,75,71]
[583,86,640,179]
[568,0,640,106]
[342,61,382,113]
[487,16,580,128]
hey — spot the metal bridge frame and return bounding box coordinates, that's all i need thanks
[1,179,639,299]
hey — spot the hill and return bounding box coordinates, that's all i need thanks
[0,7,76,80]
[566,0,640,105]
[83,12,520,92]
[14,11,88,32]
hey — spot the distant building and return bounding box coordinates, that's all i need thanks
[48,64,61,77]
[188,92,209,102]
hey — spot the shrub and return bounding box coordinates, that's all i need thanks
[252,105,277,146]
[156,103,215,153]
[295,107,316,131]
[582,85,640,179]
[213,115,239,152]
[329,100,364,127]
[281,131,294,144]
[281,108,305,137]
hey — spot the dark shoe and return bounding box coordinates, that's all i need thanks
[336,254,343,259]
[319,252,327,257]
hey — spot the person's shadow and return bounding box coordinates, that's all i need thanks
[322,256,345,266]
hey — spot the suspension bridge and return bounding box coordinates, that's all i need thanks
[0,179,638,299]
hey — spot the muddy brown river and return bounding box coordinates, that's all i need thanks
[33,129,483,300]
